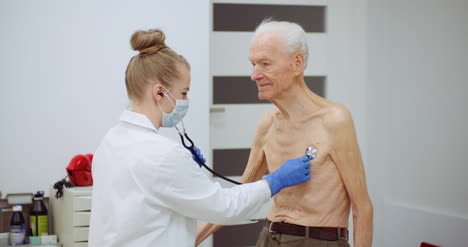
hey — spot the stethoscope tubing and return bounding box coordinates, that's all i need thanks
[177,129,242,185]
[176,125,317,186]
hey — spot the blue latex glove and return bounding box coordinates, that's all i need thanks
[191,146,206,168]
[264,156,311,196]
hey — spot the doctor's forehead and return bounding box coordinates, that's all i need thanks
[176,67,191,90]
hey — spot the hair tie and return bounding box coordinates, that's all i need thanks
[139,44,167,55]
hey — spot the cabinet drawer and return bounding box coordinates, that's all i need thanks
[73,227,89,241]
[73,196,92,211]
[73,212,91,226]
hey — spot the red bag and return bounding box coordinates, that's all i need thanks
[66,153,94,186]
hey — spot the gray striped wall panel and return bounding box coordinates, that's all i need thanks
[213,76,326,104]
[212,148,251,177]
[213,3,326,32]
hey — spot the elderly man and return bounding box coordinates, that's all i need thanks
[197,20,373,247]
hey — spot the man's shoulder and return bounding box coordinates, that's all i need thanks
[258,108,277,126]
[322,103,353,129]
[253,108,277,138]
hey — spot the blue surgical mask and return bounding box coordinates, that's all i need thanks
[157,89,189,128]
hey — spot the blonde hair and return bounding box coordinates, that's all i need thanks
[125,28,190,102]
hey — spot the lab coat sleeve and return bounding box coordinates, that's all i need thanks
[131,145,271,225]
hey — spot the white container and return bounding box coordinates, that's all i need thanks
[50,186,92,247]
[0,232,9,247]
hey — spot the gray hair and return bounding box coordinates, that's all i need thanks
[253,19,309,68]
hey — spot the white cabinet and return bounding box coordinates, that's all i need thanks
[50,186,92,247]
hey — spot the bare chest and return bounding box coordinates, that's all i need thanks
[263,118,334,171]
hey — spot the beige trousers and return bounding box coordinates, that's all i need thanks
[256,226,350,247]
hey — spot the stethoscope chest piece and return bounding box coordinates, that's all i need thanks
[305,146,318,160]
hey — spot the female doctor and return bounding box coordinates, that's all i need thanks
[88,28,312,247]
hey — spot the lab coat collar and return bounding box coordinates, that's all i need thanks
[120,110,159,133]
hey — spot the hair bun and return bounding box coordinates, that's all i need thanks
[130,29,167,55]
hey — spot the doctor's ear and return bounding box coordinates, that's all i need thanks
[152,84,165,100]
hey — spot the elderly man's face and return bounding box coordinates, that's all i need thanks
[249,32,297,100]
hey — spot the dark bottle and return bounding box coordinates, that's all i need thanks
[30,191,49,236]
[10,204,26,245]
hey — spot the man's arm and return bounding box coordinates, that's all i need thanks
[195,111,272,246]
[327,105,373,247]
[195,152,267,245]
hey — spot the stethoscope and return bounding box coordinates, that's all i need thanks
[176,122,318,185]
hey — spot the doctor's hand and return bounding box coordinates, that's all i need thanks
[263,156,311,196]
[191,146,206,168]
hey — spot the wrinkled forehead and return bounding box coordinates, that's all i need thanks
[249,32,288,61]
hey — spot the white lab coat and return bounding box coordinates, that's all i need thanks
[88,110,271,247]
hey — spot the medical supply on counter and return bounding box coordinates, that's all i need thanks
[30,191,48,236]
[40,235,57,244]
[6,193,33,205]
[29,236,41,245]
[0,232,8,247]
[26,235,59,246]
[10,204,26,245]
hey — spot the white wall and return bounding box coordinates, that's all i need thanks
[0,0,210,196]
[367,0,468,246]
[327,0,368,160]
